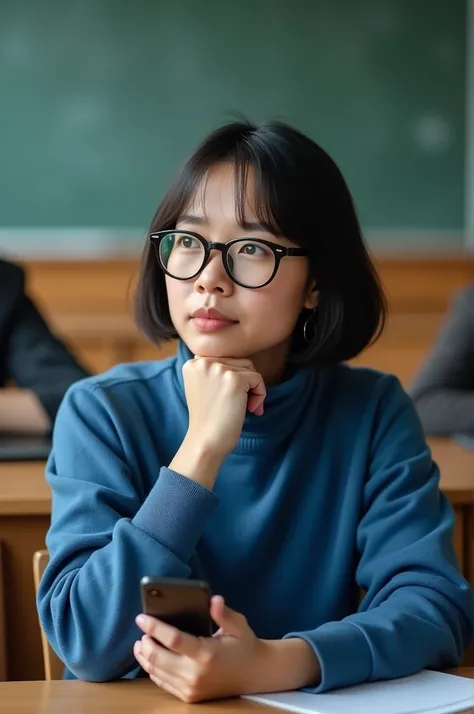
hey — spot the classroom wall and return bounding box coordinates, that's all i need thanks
[0,0,468,256]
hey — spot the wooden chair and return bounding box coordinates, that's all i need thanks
[32,550,64,680]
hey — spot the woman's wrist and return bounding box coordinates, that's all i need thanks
[169,435,224,490]
[253,637,321,693]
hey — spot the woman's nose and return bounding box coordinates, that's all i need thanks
[194,251,234,295]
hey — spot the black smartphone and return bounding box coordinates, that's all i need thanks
[140,577,213,637]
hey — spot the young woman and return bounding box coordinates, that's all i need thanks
[38,121,473,702]
[0,258,88,434]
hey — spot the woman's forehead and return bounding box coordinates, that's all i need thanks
[182,163,259,225]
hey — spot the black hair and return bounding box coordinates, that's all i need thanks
[135,119,387,366]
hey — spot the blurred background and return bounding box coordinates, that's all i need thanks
[1,0,473,381]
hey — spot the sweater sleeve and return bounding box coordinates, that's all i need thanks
[409,287,474,435]
[284,376,474,693]
[37,382,218,682]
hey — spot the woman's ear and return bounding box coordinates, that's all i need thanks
[304,279,319,311]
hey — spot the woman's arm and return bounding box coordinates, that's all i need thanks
[283,376,473,693]
[37,382,219,682]
[409,287,474,435]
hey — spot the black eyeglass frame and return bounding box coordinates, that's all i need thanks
[150,230,308,289]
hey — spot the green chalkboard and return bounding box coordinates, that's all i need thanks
[0,0,467,241]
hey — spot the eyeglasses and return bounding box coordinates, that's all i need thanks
[150,230,308,289]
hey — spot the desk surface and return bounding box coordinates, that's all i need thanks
[0,438,472,515]
[430,439,474,504]
[0,460,50,515]
[0,671,472,714]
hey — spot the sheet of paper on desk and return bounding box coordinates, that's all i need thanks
[243,670,474,714]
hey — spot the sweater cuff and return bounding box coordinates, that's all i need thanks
[132,467,218,563]
[284,621,372,693]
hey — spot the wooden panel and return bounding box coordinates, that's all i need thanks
[0,542,6,681]
[374,256,474,312]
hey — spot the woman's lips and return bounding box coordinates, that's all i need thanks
[191,317,237,332]
[190,308,237,332]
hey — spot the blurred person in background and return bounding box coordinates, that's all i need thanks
[410,285,474,436]
[0,258,89,434]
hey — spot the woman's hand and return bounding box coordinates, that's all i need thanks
[184,357,266,457]
[134,596,321,703]
[169,357,266,488]
[134,595,265,702]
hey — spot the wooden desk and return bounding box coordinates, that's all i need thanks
[0,670,472,714]
[0,442,473,681]
[0,461,50,681]
[430,439,474,583]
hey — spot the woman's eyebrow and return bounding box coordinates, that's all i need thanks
[240,220,268,232]
[177,213,206,224]
[177,214,268,233]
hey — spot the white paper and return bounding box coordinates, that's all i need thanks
[243,670,474,714]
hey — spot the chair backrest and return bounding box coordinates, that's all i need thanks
[33,550,64,680]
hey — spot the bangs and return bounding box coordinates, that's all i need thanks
[149,121,296,241]
[181,158,285,237]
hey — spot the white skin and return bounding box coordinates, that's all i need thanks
[134,163,321,702]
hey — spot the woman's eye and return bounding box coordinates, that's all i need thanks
[179,236,199,249]
[240,242,264,256]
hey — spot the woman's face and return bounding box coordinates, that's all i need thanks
[165,163,318,378]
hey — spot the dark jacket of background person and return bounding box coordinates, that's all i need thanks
[0,258,89,425]
[410,285,474,436]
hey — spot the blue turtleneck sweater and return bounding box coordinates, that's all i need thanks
[38,342,473,691]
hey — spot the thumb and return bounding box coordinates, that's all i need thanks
[210,595,249,638]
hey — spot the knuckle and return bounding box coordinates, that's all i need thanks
[200,648,217,666]
[141,656,151,673]
[210,361,225,375]
[222,368,238,385]
[187,672,200,688]
[183,686,200,704]
[168,631,181,649]
[146,649,156,668]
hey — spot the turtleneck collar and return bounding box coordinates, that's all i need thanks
[173,341,318,454]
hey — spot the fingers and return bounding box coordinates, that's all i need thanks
[191,355,266,415]
[134,637,193,701]
[210,594,226,623]
[149,672,192,702]
[245,371,267,415]
[134,635,180,673]
[135,614,200,658]
[210,595,251,638]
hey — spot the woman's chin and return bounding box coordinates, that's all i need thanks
[184,333,248,359]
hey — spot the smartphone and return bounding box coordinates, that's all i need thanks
[140,577,213,637]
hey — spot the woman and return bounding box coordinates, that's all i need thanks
[0,258,88,434]
[38,121,473,701]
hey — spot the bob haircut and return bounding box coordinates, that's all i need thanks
[135,120,387,366]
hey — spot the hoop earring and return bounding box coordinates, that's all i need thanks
[303,308,317,344]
